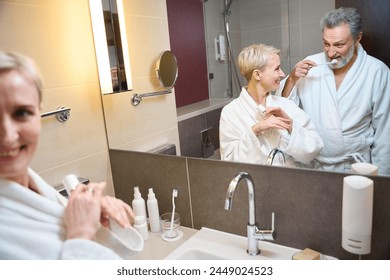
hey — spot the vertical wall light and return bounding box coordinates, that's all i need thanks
[89,0,112,94]
[89,0,132,94]
[116,0,132,90]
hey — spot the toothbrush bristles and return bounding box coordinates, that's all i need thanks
[317,59,338,66]
[173,189,178,197]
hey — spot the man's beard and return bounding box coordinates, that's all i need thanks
[330,44,355,69]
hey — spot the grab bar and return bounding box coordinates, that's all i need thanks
[41,106,71,122]
[131,90,171,106]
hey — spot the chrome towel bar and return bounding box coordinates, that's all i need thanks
[41,106,71,122]
[131,90,171,106]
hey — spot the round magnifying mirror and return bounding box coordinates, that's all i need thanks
[155,50,178,89]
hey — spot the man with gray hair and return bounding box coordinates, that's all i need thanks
[277,7,390,175]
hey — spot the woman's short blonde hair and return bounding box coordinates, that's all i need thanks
[237,44,280,82]
[0,51,43,102]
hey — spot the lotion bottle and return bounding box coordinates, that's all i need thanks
[134,215,149,241]
[132,186,147,219]
[147,188,161,232]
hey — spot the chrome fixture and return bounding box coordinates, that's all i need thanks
[41,106,71,122]
[131,89,171,106]
[131,50,178,106]
[266,148,285,165]
[224,171,276,256]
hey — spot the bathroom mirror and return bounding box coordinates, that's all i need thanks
[130,51,178,106]
[156,50,178,89]
[99,0,388,177]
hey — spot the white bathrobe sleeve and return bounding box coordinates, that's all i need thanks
[61,239,122,260]
[0,171,124,260]
[274,96,324,164]
[220,101,265,164]
[370,66,390,175]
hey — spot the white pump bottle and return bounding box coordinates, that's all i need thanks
[132,186,147,220]
[147,188,161,232]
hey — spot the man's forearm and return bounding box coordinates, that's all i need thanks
[281,76,297,98]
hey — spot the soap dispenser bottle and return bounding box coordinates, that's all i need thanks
[147,188,161,233]
[132,186,147,219]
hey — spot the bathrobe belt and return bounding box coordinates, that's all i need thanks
[315,146,369,165]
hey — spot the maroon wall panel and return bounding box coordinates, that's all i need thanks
[166,0,209,108]
[336,0,390,67]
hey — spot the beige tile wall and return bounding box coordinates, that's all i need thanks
[0,0,180,195]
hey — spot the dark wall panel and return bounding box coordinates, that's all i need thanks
[336,0,390,67]
[166,0,209,107]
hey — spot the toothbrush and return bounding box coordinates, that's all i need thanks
[316,59,338,66]
[167,189,178,237]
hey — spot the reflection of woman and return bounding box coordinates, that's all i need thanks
[0,52,134,259]
[219,44,323,167]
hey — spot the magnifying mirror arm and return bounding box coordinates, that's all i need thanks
[131,89,172,106]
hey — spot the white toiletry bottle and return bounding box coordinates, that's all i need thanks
[147,188,161,232]
[134,215,149,241]
[132,186,147,219]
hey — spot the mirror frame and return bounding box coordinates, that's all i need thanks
[155,50,178,90]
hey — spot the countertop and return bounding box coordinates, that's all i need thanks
[130,227,198,260]
[176,98,231,122]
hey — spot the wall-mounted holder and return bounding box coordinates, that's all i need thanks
[131,90,171,106]
[342,175,374,256]
[131,50,177,106]
[214,34,226,61]
[201,127,215,158]
[41,106,71,122]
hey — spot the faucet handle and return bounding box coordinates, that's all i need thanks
[256,212,276,240]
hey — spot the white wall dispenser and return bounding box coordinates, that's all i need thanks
[214,35,226,61]
[351,162,378,176]
[342,175,374,256]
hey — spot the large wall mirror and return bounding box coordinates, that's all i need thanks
[99,0,389,178]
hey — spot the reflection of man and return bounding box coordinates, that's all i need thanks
[277,7,390,175]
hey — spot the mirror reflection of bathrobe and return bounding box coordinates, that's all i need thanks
[219,88,324,167]
[277,45,390,175]
[0,169,121,259]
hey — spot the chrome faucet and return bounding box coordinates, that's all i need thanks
[267,148,285,165]
[224,172,276,256]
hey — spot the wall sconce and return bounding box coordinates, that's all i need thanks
[89,0,132,94]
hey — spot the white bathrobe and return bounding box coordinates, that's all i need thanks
[0,169,121,260]
[219,87,324,166]
[276,44,390,175]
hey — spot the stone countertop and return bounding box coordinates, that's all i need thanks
[130,227,198,260]
[176,98,231,122]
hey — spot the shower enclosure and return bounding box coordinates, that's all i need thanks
[203,0,335,100]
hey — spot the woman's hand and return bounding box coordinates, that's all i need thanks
[64,182,105,240]
[100,196,135,228]
[252,107,293,134]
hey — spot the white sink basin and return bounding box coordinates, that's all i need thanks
[165,227,304,260]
